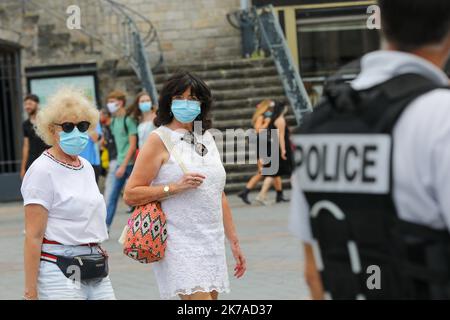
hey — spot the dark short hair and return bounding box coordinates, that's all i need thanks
[379,0,450,51]
[154,71,212,132]
[24,94,39,104]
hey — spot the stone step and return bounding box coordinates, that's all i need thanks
[206,76,282,91]
[223,163,257,173]
[155,75,282,92]
[155,75,282,93]
[213,114,298,130]
[224,170,294,185]
[213,96,287,110]
[212,86,285,101]
[224,179,291,194]
[213,107,264,121]
[153,66,278,83]
[225,171,261,183]
[163,58,275,73]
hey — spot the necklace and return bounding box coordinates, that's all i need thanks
[44,151,84,170]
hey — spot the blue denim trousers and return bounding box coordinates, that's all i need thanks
[38,244,116,300]
[103,159,117,205]
[106,164,134,228]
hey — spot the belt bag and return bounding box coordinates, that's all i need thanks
[41,252,109,281]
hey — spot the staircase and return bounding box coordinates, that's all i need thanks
[151,58,296,193]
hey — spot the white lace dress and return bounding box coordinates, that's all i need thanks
[151,126,230,299]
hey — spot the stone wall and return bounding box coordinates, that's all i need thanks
[117,0,242,63]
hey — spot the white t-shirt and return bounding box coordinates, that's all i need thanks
[138,121,156,149]
[21,151,109,245]
[289,50,450,243]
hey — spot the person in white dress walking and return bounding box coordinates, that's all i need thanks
[124,71,246,300]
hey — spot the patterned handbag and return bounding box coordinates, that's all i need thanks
[122,201,168,263]
[119,127,188,263]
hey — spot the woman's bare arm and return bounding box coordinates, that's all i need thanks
[124,132,205,206]
[24,204,48,299]
[124,133,173,206]
[222,192,238,243]
[254,115,271,133]
[222,192,246,278]
[303,243,325,300]
[275,117,287,159]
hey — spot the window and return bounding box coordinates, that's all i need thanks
[297,15,380,78]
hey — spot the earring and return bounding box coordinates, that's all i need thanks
[169,111,173,117]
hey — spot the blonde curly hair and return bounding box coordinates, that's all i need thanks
[35,87,99,146]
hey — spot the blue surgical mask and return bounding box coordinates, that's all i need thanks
[264,111,273,117]
[59,128,89,156]
[139,101,152,113]
[171,99,201,123]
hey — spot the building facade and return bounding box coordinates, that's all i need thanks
[0,0,242,200]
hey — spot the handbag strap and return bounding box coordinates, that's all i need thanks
[156,127,189,174]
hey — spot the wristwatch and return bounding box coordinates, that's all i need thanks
[163,185,170,197]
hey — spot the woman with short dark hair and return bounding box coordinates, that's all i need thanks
[124,71,246,300]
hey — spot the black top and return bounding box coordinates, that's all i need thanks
[101,124,117,161]
[23,119,49,169]
[260,117,294,177]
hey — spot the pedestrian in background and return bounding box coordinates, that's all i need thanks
[99,108,117,201]
[105,90,138,230]
[255,102,293,205]
[237,99,272,204]
[124,71,246,300]
[20,94,49,179]
[21,87,115,300]
[133,91,157,149]
[126,91,157,152]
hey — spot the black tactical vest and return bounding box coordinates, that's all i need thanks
[295,73,450,299]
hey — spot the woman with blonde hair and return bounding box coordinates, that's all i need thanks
[21,87,115,300]
[237,99,289,205]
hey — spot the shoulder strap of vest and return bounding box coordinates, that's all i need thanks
[366,73,449,133]
[323,73,449,133]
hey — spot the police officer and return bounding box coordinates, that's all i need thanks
[289,0,450,300]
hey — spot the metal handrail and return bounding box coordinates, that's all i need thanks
[227,5,312,125]
[254,5,312,125]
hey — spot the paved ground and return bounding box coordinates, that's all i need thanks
[0,190,309,300]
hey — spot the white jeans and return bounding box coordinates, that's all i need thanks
[38,244,116,300]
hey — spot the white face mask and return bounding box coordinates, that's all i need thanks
[107,102,119,114]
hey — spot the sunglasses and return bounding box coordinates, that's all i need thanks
[54,121,91,133]
[181,131,208,157]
